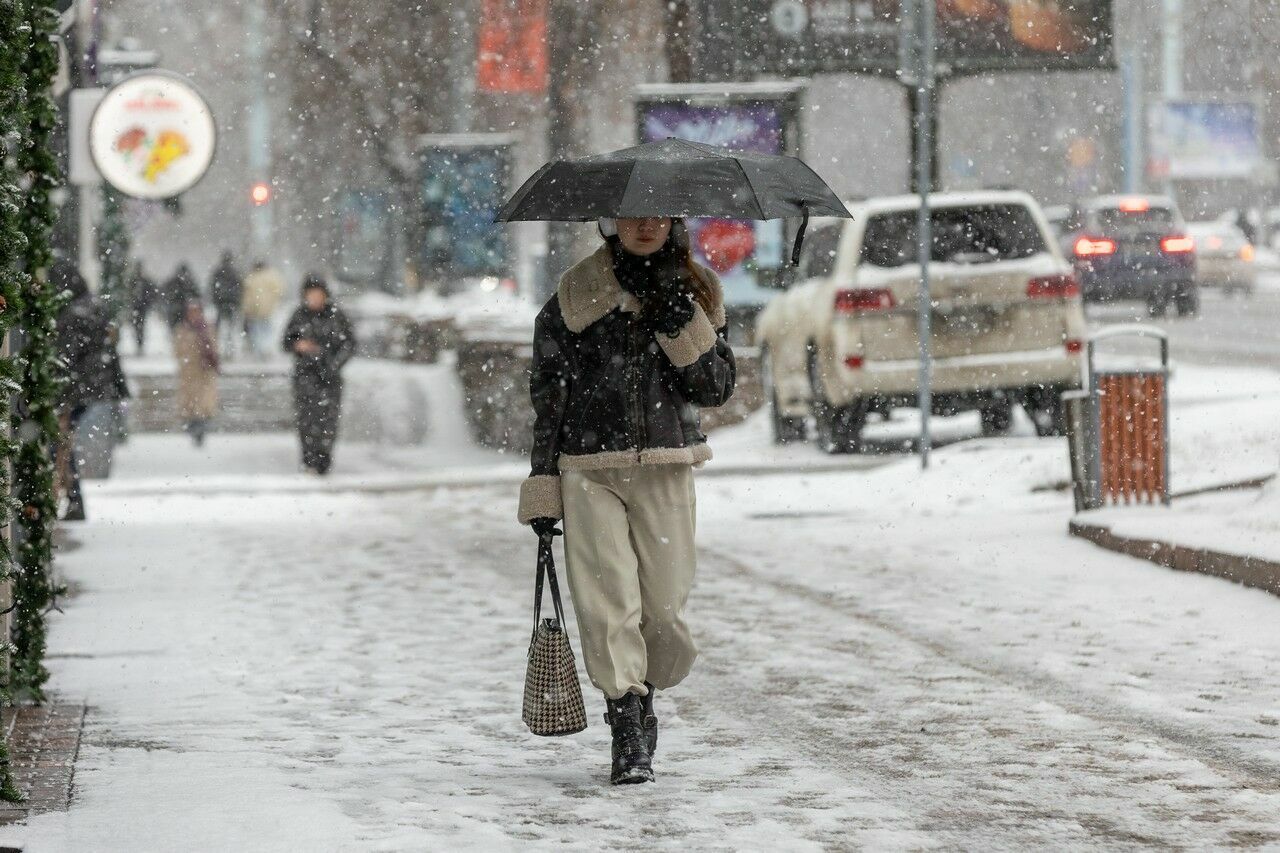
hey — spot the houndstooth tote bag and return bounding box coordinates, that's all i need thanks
[522,535,588,736]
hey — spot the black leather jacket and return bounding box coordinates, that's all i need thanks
[517,247,735,524]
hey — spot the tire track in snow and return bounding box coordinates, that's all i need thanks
[686,543,1280,846]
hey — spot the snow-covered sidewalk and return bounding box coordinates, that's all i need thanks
[0,429,1278,848]
[2,357,1279,849]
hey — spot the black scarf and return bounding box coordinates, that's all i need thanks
[607,228,691,301]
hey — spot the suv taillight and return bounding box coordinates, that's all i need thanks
[1160,235,1194,254]
[1026,274,1080,299]
[834,288,896,314]
[1074,236,1117,257]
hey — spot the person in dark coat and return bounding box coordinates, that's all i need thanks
[163,263,202,328]
[281,275,355,475]
[127,260,159,352]
[208,250,244,357]
[53,259,130,520]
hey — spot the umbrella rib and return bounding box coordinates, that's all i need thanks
[616,159,640,216]
[732,158,767,219]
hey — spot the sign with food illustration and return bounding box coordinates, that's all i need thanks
[89,72,216,200]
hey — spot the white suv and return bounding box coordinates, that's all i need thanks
[756,190,1086,452]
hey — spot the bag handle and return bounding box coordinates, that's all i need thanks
[532,533,568,634]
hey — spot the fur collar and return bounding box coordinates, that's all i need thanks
[558,244,726,333]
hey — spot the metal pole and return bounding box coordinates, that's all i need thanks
[914,0,935,469]
[1121,50,1143,194]
[246,0,272,259]
[543,0,579,303]
[1162,0,1183,99]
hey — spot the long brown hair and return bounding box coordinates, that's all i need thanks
[684,255,718,316]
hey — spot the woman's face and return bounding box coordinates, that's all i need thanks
[616,217,672,256]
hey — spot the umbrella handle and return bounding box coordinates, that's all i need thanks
[791,204,810,267]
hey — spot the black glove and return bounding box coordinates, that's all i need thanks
[530,517,562,538]
[643,287,696,337]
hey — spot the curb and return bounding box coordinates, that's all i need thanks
[1069,519,1280,598]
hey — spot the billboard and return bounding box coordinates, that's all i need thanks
[419,136,513,280]
[477,0,548,94]
[636,86,803,307]
[690,0,1114,79]
[1147,101,1262,180]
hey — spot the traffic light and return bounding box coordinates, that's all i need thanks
[251,181,272,206]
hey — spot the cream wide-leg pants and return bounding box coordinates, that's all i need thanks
[560,464,698,700]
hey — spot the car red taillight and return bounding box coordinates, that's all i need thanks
[1065,339,1084,354]
[1026,274,1080,299]
[843,355,865,370]
[1073,236,1117,257]
[834,288,896,314]
[1160,235,1195,254]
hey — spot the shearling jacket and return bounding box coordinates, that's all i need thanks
[517,245,736,524]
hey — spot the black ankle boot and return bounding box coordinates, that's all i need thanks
[604,693,654,785]
[642,682,657,757]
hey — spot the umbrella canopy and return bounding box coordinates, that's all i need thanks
[495,138,852,223]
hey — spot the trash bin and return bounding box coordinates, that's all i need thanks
[1065,325,1171,512]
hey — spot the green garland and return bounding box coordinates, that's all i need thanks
[11,0,63,707]
[97,188,131,319]
[0,0,61,802]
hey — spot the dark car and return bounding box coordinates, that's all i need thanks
[1060,195,1198,317]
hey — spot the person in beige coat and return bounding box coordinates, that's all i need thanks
[518,216,736,785]
[241,260,286,356]
[172,301,220,446]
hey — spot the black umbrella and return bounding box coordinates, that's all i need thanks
[495,138,853,264]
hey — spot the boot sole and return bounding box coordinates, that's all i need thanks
[611,767,655,785]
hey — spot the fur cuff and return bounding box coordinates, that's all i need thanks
[517,475,562,524]
[655,303,717,368]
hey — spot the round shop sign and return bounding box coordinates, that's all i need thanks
[89,72,216,200]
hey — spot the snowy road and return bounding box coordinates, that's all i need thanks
[4,437,1279,849]
[1088,286,1280,370]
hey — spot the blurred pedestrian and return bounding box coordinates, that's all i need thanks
[163,262,201,328]
[281,275,355,475]
[53,258,131,520]
[241,259,285,357]
[209,250,244,358]
[172,300,220,447]
[517,216,735,785]
[127,260,159,352]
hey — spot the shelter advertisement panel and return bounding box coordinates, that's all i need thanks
[335,191,393,285]
[690,0,1113,79]
[635,88,802,306]
[1147,100,1262,180]
[419,138,513,280]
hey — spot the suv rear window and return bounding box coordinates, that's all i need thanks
[1093,206,1175,232]
[799,224,841,279]
[861,204,1047,268]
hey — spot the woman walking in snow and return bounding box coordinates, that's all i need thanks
[172,300,220,447]
[517,216,735,784]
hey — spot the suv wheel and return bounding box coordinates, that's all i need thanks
[1175,286,1200,317]
[1024,391,1067,437]
[763,348,806,445]
[979,398,1014,436]
[808,347,864,454]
